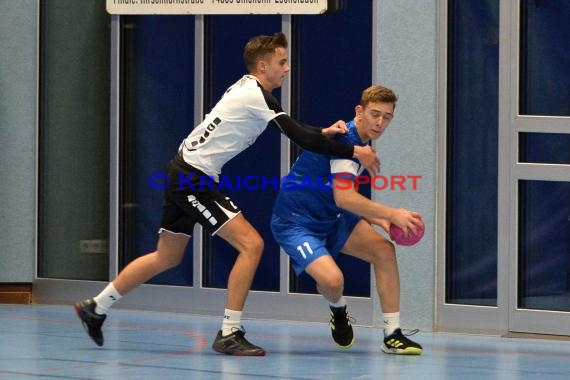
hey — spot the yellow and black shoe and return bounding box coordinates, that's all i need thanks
[381,328,422,355]
[329,305,355,349]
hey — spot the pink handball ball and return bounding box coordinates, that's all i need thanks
[389,220,425,246]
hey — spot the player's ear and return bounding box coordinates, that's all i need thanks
[355,105,363,118]
[252,59,264,74]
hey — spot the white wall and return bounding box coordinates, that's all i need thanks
[373,0,438,331]
[0,0,37,282]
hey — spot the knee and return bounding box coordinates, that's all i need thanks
[383,239,396,256]
[244,234,264,258]
[372,239,396,262]
[321,272,345,294]
[254,234,264,254]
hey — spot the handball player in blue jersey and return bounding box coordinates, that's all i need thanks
[271,85,424,355]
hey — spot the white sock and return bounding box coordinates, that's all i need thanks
[93,283,122,315]
[221,309,242,336]
[329,296,347,309]
[383,312,400,336]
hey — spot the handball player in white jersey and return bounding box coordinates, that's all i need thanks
[74,32,379,356]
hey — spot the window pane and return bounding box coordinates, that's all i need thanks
[519,0,570,116]
[201,16,282,292]
[446,0,499,306]
[519,133,570,164]
[38,0,110,280]
[120,16,195,285]
[518,180,570,312]
[289,0,373,297]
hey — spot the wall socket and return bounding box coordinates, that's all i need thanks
[79,240,108,254]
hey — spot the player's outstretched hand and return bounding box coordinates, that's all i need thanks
[322,120,348,138]
[353,145,380,176]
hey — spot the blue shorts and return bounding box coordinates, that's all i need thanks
[270,213,361,275]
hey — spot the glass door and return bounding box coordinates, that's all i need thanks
[504,0,570,335]
[438,0,570,335]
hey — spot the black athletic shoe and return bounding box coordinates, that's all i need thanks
[381,328,423,355]
[212,329,266,356]
[329,305,355,349]
[74,299,106,347]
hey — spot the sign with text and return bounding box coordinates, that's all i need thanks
[106,0,335,15]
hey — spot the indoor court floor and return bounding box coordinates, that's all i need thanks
[1,304,570,379]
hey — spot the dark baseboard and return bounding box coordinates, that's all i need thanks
[0,283,32,304]
[503,331,570,341]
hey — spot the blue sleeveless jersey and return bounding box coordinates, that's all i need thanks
[272,120,367,226]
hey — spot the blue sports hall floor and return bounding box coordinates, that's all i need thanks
[1,304,570,379]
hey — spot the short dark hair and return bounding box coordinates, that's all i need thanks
[360,85,398,109]
[243,32,288,72]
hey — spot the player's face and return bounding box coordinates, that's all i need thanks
[260,47,290,92]
[358,101,394,141]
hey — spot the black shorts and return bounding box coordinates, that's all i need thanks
[159,154,241,237]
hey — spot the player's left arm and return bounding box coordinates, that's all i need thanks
[256,89,379,174]
[364,216,391,234]
[332,175,422,234]
[270,114,353,156]
[269,114,379,176]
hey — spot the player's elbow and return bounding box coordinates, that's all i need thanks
[332,188,350,209]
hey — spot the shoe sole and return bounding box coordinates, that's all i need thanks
[212,347,266,356]
[381,343,422,355]
[334,336,356,350]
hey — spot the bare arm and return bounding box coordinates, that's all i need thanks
[364,217,391,234]
[332,178,422,234]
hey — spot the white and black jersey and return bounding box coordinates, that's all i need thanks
[179,75,354,181]
[161,75,356,237]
